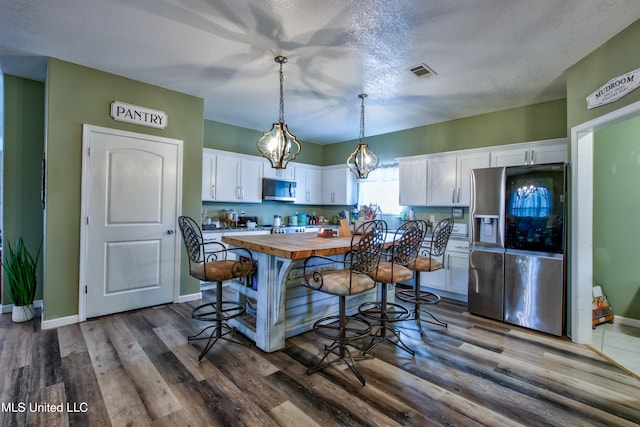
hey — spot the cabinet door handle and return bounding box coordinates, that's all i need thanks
[524,151,528,165]
[211,185,215,199]
[456,187,460,203]
[452,188,455,203]
[530,150,535,165]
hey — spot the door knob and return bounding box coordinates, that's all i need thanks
[167,229,174,234]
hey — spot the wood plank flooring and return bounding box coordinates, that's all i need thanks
[1,292,639,426]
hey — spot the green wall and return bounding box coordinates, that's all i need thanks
[43,58,204,321]
[2,75,45,305]
[593,115,640,319]
[567,19,640,130]
[204,120,324,165]
[566,18,640,322]
[324,99,567,165]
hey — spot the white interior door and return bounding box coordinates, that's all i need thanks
[81,125,182,318]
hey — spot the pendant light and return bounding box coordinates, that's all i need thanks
[257,56,302,170]
[347,94,379,179]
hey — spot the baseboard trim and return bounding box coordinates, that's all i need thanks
[614,315,640,328]
[178,292,202,303]
[41,314,80,330]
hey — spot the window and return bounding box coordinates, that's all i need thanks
[357,163,401,215]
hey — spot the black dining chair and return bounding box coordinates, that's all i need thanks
[396,217,454,334]
[301,220,386,386]
[358,219,426,356]
[178,215,255,361]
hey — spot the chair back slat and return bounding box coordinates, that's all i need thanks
[178,216,204,263]
[392,220,428,266]
[350,220,387,275]
[429,218,454,258]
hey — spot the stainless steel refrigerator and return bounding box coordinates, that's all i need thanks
[468,163,566,336]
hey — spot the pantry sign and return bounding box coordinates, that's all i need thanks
[587,68,640,109]
[110,101,168,129]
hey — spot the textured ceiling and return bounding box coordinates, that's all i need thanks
[1,0,640,144]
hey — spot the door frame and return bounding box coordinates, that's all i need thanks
[78,124,183,322]
[570,99,640,344]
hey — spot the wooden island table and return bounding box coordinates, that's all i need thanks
[221,232,383,352]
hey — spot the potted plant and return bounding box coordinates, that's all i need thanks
[2,237,41,322]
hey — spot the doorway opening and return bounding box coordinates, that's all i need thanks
[571,99,640,376]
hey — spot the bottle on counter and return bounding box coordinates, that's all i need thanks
[409,208,415,220]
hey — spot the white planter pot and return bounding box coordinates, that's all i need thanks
[12,304,35,322]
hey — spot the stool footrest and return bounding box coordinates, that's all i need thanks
[358,301,411,322]
[396,289,441,305]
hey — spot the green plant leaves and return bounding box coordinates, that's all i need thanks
[2,237,41,306]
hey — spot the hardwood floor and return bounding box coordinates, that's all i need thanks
[1,293,639,426]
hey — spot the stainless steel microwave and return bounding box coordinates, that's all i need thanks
[262,178,296,202]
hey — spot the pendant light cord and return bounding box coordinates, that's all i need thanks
[359,94,366,143]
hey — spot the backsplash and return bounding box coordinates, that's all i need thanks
[201,201,346,226]
[202,201,468,228]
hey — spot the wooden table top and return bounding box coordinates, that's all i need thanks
[222,232,358,260]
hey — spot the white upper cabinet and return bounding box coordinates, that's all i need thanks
[262,159,295,180]
[321,165,357,205]
[294,164,322,205]
[427,151,490,206]
[490,139,567,167]
[237,157,263,202]
[202,148,217,201]
[398,157,428,206]
[204,149,263,202]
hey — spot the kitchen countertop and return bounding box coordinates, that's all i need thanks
[202,225,338,234]
[222,232,355,260]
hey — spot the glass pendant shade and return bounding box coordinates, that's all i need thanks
[347,94,379,179]
[347,143,379,179]
[257,56,301,169]
[257,122,301,169]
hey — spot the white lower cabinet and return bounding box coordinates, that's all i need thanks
[419,239,469,301]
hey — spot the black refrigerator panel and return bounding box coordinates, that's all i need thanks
[468,248,504,321]
[505,163,565,253]
[504,252,565,336]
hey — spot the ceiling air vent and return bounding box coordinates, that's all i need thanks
[409,63,437,78]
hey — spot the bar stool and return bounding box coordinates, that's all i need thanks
[301,220,386,386]
[396,218,454,335]
[178,216,255,361]
[358,220,426,356]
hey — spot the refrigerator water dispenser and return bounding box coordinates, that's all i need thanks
[473,215,501,246]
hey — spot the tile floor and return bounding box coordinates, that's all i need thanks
[591,321,640,378]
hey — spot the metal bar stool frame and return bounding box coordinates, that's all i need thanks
[396,218,454,335]
[178,216,255,361]
[358,220,426,356]
[301,220,386,386]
